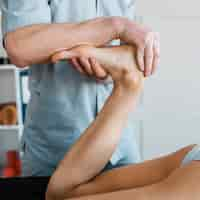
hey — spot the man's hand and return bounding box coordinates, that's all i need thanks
[62,18,160,79]
[120,19,160,77]
[69,18,161,78]
[51,44,144,89]
[69,57,108,80]
[49,17,160,79]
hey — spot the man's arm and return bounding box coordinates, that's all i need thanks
[4,17,123,68]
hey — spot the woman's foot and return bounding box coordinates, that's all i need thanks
[88,45,144,92]
[52,45,144,92]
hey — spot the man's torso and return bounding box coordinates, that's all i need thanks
[15,0,140,175]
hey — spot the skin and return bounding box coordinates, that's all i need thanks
[46,45,200,200]
[51,44,143,84]
[46,45,144,200]
[65,160,200,200]
[4,16,160,77]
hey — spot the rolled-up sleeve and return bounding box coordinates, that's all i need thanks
[1,0,51,37]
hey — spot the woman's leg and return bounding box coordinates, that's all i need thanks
[49,46,200,200]
[67,160,200,200]
[144,160,200,200]
[65,144,195,198]
[46,45,144,200]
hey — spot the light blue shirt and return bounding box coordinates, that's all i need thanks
[1,0,140,176]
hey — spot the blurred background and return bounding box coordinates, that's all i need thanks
[0,0,200,177]
[134,0,200,159]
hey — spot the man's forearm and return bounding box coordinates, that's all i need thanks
[4,17,123,68]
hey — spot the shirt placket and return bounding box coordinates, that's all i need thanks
[95,0,99,16]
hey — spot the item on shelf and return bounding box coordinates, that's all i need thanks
[2,167,16,177]
[0,57,11,65]
[2,150,21,178]
[20,69,30,122]
[0,103,17,125]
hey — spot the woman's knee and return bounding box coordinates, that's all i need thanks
[160,144,197,177]
[181,144,200,166]
[170,144,197,165]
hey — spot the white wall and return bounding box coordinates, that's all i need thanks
[0,13,7,58]
[135,2,200,159]
[136,0,200,17]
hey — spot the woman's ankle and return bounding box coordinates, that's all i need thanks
[114,70,144,94]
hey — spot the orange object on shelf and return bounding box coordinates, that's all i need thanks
[15,159,21,176]
[0,103,17,125]
[7,150,19,167]
[2,167,16,178]
[1,150,21,178]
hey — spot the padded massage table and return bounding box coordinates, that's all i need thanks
[0,176,50,200]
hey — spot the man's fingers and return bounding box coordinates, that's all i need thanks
[151,37,160,74]
[144,35,154,77]
[79,57,93,76]
[70,58,86,75]
[89,57,108,79]
[137,47,145,72]
[51,51,67,63]
[51,50,79,63]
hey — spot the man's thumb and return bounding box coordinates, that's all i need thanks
[51,50,79,63]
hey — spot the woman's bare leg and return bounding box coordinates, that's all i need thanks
[65,144,195,198]
[67,160,200,200]
[145,160,200,200]
[46,45,144,200]
[49,46,200,200]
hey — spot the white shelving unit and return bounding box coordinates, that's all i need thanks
[0,65,23,152]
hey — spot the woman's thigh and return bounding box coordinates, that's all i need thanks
[144,160,200,200]
[67,161,200,200]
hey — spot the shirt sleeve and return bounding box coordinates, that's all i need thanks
[1,0,51,37]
